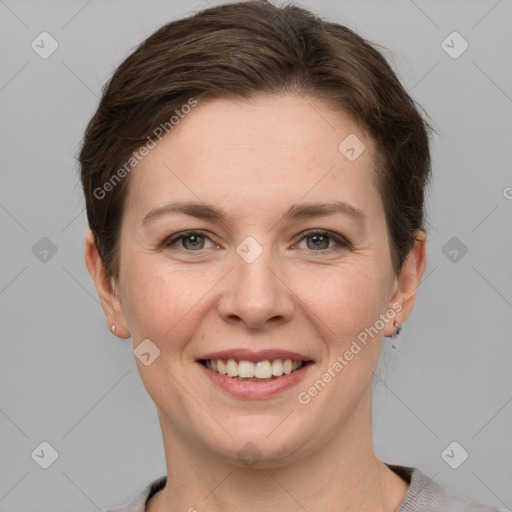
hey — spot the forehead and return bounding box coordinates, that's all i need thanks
[124,94,382,224]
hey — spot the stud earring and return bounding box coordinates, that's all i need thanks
[111,324,116,333]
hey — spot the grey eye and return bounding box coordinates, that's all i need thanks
[180,234,206,250]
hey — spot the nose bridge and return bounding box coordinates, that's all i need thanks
[217,234,294,328]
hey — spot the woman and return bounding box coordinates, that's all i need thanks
[80,1,505,511]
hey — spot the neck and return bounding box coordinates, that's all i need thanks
[147,391,409,512]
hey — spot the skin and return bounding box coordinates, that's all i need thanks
[86,94,426,511]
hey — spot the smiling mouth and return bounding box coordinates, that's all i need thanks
[199,358,312,381]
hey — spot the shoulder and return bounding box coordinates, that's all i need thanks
[105,476,167,512]
[388,464,508,512]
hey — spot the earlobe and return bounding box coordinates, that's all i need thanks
[84,229,131,338]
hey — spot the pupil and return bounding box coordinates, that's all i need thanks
[309,234,328,250]
[185,235,203,249]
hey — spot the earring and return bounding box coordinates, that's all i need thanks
[111,324,116,333]
[391,320,402,339]
[389,320,402,349]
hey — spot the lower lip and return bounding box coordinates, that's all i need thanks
[197,362,313,399]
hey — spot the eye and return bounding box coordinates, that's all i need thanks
[295,229,351,253]
[163,230,216,251]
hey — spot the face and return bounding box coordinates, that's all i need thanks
[88,94,425,467]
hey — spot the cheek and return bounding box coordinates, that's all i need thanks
[294,263,389,351]
[121,258,218,350]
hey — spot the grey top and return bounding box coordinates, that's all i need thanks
[106,464,507,512]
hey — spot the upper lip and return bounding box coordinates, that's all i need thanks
[198,349,313,362]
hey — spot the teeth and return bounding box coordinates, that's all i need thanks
[226,359,238,377]
[255,360,272,378]
[271,359,283,376]
[238,360,255,378]
[204,358,304,379]
[217,359,227,375]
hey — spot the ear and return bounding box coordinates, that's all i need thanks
[84,229,130,338]
[384,230,427,337]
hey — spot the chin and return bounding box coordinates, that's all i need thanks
[197,416,312,468]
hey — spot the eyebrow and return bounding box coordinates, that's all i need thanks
[142,200,367,227]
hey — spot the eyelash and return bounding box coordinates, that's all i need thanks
[162,229,352,254]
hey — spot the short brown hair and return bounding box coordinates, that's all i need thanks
[79,0,434,278]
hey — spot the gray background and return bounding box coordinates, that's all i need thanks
[1,0,511,510]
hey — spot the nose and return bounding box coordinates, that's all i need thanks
[216,245,295,331]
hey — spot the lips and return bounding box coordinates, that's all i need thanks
[196,349,314,399]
